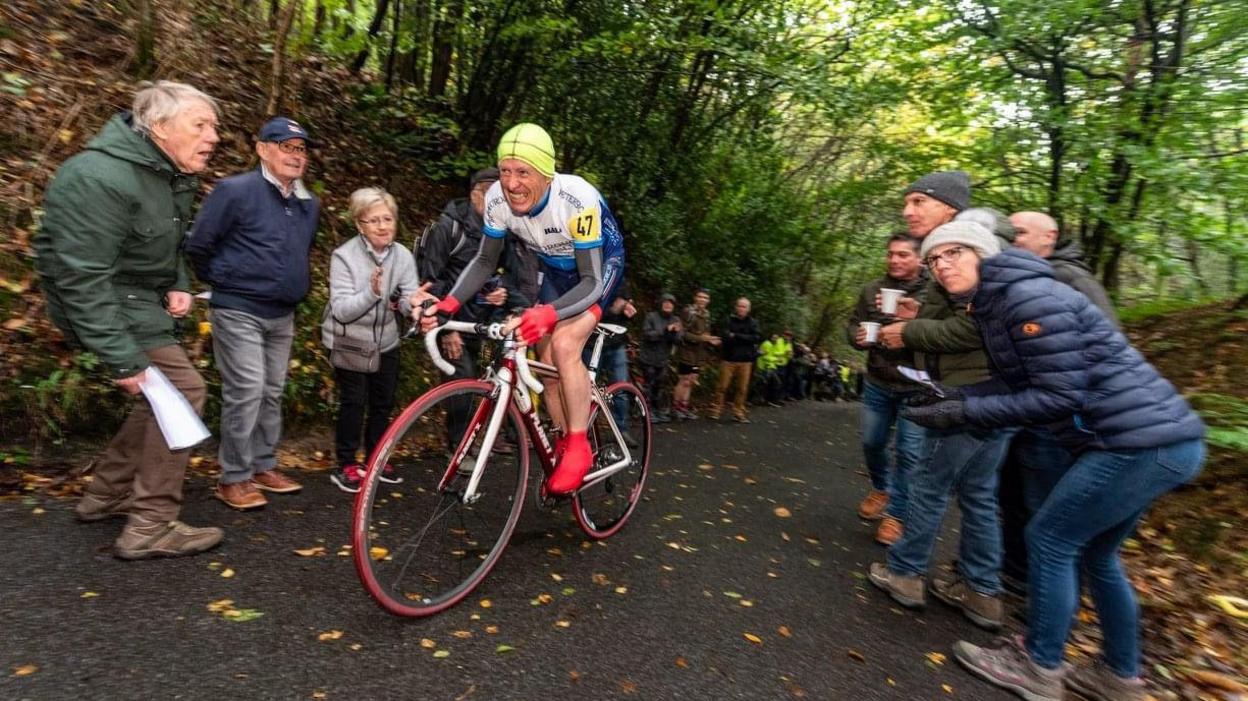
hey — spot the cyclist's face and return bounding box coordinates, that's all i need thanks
[886,240,921,280]
[902,193,956,238]
[499,159,552,215]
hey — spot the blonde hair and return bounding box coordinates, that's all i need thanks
[349,187,398,222]
[131,81,219,136]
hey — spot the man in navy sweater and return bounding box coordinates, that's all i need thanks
[186,117,319,510]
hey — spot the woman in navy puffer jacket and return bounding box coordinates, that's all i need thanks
[905,244,1204,701]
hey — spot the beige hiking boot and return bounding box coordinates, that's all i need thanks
[75,490,133,522]
[857,489,889,520]
[1066,659,1147,701]
[868,562,926,608]
[114,517,223,560]
[931,573,1003,631]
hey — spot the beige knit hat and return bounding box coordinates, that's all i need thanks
[920,220,1001,261]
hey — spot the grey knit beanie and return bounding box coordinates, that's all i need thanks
[920,220,1001,261]
[956,207,1018,244]
[904,171,971,212]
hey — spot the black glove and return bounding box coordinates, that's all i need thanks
[901,385,964,407]
[901,399,967,430]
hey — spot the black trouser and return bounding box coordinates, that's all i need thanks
[334,348,401,467]
[444,336,482,450]
[641,363,668,413]
[998,443,1031,583]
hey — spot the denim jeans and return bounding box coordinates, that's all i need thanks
[1025,439,1204,676]
[887,424,1016,595]
[859,381,926,520]
[1000,427,1074,580]
[585,344,630,429]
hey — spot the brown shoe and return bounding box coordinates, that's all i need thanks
[931,573,1003,631]
[252,469,302,494]
[75,490,132,522]
[115,517,223,560]
[875,516,903,545]
[868,562,925,608]
[857,489,889,520]
[215,480,267,510]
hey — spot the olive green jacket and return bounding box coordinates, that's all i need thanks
[900,279,991,387]
[35,113,197,378]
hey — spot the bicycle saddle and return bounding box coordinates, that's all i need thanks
[596,323,627,337]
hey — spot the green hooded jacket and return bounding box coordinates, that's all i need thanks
[900,279,991,387]
[34,113,198,378]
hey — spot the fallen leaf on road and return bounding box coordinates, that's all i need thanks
[926,652,946,665]
[13,664,38,677]
[81,592,99,599]
[675,656,689,668]
[479,599,492,608]
[221,568,235,578]
[223,608,263,622]
[778,625,792,638]
[550,573,563,582]
[311,690,327,699]
[619,679,638,694]
[740,600,754,607]
[207,599,234,613]
[420,638,437,649]
[735,535,748,542]
[774,507,792,518]
[496,644,515,653]
[942,684,954,694]
[349,644,362,651]
[723,591,742,599]
[847,649,865,663]
[614,586,628,594]
[744,633,763,644]
[452,630,472,639]
[317,630,343,642]
[433,650,450,659]
[698,463,713,470]
[1186,670,1247,692]
[293,546,326,557]
[369,547,388,560]
[555,620,571,628]
[485,625,499,634]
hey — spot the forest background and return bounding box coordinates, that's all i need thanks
[0,0,1245,691]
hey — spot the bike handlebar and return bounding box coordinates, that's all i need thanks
[421,320,544,395]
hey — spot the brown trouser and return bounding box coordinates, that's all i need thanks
[92,345,206,522]
[710,361,753,419]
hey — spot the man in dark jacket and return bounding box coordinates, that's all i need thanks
[1010,211,1118,327]
[640,293,683,423]
[846,234,928,543]
[186,117,319,510]
[35,81,223,558]
[708,297,762,423]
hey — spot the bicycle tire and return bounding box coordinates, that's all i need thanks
[573,381,652,539]
[353,379,528,617]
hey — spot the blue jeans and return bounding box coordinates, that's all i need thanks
[1025,439,1204,676]
[1001,428,1074,580]
[859,381,925,520]
[585,344,630,430]
[887,425,1016,594]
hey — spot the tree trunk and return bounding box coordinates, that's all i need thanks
[265,0,302,117]
[384,0,402,91]
[428,0,461,97]
[269,0,279,28]
[350,0,391,74]
[129,0,158,79]
[313,0,325,39]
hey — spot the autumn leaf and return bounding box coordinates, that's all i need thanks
[452,630,472,639]
[432,650,450,659]
[13,664,38,677]
[293,546,326,557]
[207,599,234,613]
[496,644,516,653]
[223,608,263,622]
[675,656,689,668]
[926,652,946,666]
[778,625,792,638]
[369,546,389,560]
[485,625,500,634]
[81,591,99,599]
[774,507,792,518]
[554,620,571,628]
[479,599,492,608]
[847,649,865,663]
[744,633,763,644]
[221,568,236,578]
[942,684,954,694]
[420,638,437,649]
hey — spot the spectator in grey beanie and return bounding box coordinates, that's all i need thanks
[956,207,1017,248]
[904,170,971,214]
[919,220,1002,262]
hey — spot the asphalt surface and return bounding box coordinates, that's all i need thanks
[1,401,1016,701]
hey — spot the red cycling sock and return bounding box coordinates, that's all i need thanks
[549,431,591,495]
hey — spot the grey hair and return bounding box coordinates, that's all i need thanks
[349,187,398,222]
[131,81,219,136]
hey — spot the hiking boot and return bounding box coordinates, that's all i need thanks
[331,464,364,494]
[114,517,223,560]
[378,462,403,484]
[875,516,903,546]
[953,635,1065,701]
[215,480,267,510]
[868,562,925,608]
[732,415,751,424]
[1066,659,1146,701]
[931,573,1004,631]
[858,489,890,520]
[252,469,302,494]
[75,490,132,522]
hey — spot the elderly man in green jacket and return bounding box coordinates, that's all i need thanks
[34,81,224,560]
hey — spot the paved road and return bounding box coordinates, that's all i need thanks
[1,401,1014,701]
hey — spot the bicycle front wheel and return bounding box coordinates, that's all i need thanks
[574,381,652,539]
[353,379,528,617]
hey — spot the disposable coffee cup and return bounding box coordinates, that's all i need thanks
[860,321,881,344]
[879,288,904,315]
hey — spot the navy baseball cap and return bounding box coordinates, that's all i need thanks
[257,117,318,147]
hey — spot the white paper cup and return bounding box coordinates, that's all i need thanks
[860,321,881,344]
[879,288,904,315]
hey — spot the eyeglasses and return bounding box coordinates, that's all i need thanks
[359,215,395,228]
[923,245,966,269]
[274,142,308,155]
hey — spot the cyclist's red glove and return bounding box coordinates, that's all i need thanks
[517,304,558,345]
[434,296,461,316]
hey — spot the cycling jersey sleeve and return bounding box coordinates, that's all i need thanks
[445,234,505,307]
[548,245,604,319]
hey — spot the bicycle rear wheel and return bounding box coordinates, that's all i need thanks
[353,379,528,617]
[573,381,651,539]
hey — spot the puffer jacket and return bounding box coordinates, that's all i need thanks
[321,236,421,354]
[35,112,197,378]
[964,249,1204,453]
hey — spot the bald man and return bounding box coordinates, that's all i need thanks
[1009,211,1118,327]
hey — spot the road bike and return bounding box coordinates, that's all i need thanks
[352,319,652,616]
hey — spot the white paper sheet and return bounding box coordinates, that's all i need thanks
[139,366,211,450]
[898,366,945,397]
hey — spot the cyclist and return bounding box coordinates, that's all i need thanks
[420,123,625,495]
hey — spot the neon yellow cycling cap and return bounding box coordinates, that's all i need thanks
[497,123,556,177]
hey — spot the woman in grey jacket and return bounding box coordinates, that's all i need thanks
[322,188,423,492]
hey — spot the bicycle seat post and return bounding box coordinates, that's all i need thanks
[586,327,607,384]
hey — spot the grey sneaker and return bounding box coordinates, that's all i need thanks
[931,573,1003,631]
[868,562,926,608]
[75,490,132,522]
[953,636,1065,701]
[114,517,223,560]
[1066,659,1146,701]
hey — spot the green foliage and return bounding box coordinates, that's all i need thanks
[1189,394,1248,455]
